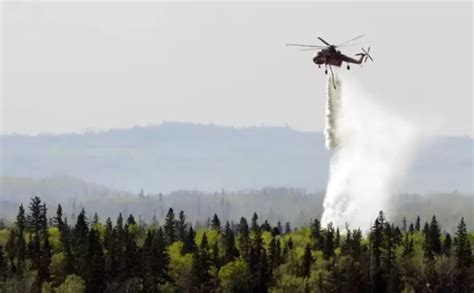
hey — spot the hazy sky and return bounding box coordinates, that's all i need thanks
[1,2,472,136]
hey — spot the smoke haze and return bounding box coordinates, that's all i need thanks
[321,72,419,230]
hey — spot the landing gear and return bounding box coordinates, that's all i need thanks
[347,64,350,70]
[318,65,321,68]
[325,65,328,74]
[325,69,328,74]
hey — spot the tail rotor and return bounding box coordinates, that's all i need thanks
[361,47,373,62]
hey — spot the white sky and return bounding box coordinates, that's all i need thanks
[1,2,472,136]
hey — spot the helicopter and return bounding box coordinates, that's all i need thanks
[287,35,373,87]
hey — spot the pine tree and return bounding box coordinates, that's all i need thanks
[268,237,278,270]
[261,220,272,232]
[371,211,386,293]
[73,209,89,278]
[408,223,414,233]
[212,240,221,269]
[415,216,421,231]
[255,250,270,293]
[429,215,442,255]
[177,210,188,241]
[211,213,221,231]
[123,230,140,279]
[311,219,323,250]
[251,212,259,233]
[402,233,414,257]
[126,214,136,226]
[285,222,291,234]
[442,233,452,256]
[323,223,335,260]
[153,227,171,284]
[92,213,100,226]
[27,197,48,273]
[53,204,64,229]
[191,232,212,291]
[164,208,176,244]
[222,221,238,264]
[238,217,251,260]
[301,243,312,278]
[402,217,407,232]
[86,229,105,293]
[182,227,197,255]
[0,245,6,282]
[13,204,27,274]
[103,217,113,251]
[142,230,155,291]
[454,217,472,291]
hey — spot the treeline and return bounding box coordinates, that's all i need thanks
[0,196,473,292]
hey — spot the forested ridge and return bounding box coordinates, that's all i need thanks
[0,196,473,292]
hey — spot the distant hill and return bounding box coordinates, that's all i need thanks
[1,122,472,193]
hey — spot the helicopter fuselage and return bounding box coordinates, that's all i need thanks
[313,46,363,67]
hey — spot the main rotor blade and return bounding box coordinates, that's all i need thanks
[286,43,325,48]
[317,37,331,46]
[337,34,365,47]
[337,42,366,48]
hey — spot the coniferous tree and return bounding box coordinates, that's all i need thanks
[12,204,26,275]
[255,250,270,293]
[92,213,100,226]
[191,232,212,291]
[371,211,386,292]
[301,243,312,278]
[408,222,415,233]
[402,217,407,232]
[222,221,239,264]
[271,226,280,237]
[211,213,221,231]
[277,221,283,234]
[415,216,421,231]
[164,208,176,245]
[141,230,155,291]
[454,217,472,291]
[5,229,17,275]
[27,197,45,270]
[53,204,64,229]
[86,229,105,293]
[123,229,140,279]
[126,214,136,226]
[323,223,335,260]
[73,209,89,278]
[154,227,171,283]
[211,240,221,269]
[285,222,291,234]
[261,220,272,232]
[443,233,452,256]
[402,233,414,257]
[0,245,6,282]
[251,212,259,233]
[238,217,251,260]
[268,237,278,270]
[182,227,197,255]
[428,215,442,256]
[177,210,187,241]
[311,219,323,250]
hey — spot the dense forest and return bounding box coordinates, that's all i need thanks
[0,196,473,292]
[2,177,473,234]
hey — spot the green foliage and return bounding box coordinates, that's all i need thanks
[56,274,86,293]
[1,197,473,293]
[218,260,252,292]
